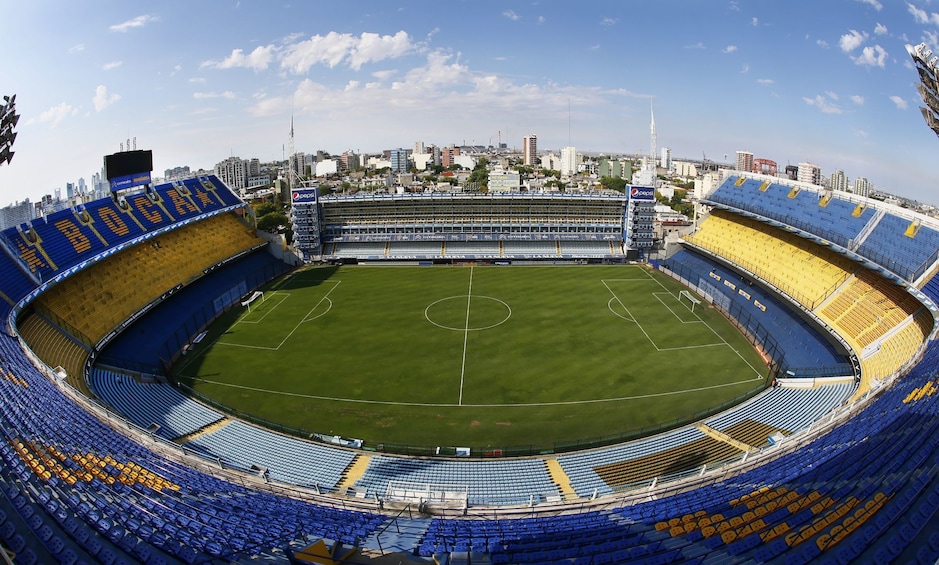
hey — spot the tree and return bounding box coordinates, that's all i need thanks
[255,202,277,217]
[599,177,628,193]
[256,212,288,233]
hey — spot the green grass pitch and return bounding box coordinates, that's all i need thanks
[175,264,770,452]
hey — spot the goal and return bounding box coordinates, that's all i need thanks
[241,290,265,313]
[679,290,702,313]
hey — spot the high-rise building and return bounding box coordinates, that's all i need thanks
[660,147,672,171]
[0,199,34,231]
[560,146,577,176]
[854,176,872,198]
[390,149,409,173]
[442,146,460,168]
[735,151,754,173]
[830,169,849,192]
[522,134,537,167]
[214,156,249,191]
[797,162,822,186]
[413,141,425,155]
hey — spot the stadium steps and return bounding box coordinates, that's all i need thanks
[335,454,372,494]
[544,458,580,501]
[811,274,856,316]
[171,417,230,444]
[694,424,755,453]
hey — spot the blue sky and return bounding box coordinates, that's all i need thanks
[3,0,939,206]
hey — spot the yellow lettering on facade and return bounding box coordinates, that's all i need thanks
[131,196,164,224]
[54,219,92,253]
[97,206,130,237]
[167,188,199,215]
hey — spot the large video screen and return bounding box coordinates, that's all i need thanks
[105,150,153,191]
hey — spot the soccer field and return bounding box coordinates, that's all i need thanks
[175,264,770,452]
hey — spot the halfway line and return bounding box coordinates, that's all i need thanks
[458,266,474,405]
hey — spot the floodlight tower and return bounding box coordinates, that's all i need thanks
[907,42,939,137]
[0,94,20,167]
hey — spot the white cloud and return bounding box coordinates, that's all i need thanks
[817,39,829,48]
[741,64,750,74]
[850,94,865,105]
[757,78,774,85]
[826,91,839,101]
[193,91,236,99]
[803,94,843,114]
[68,44,84,54]
[278,31,414,73]
[874,22,887,35]
[110,14,159,32]
[30,103,76,128]
[858,0,882,10]
[601,17,616,26]
[93,85,120,112]
[203,45,276,71]
[853,45,887,67]
[102,61,122,71]
[839,30,867,52]
[907,3,939,26]
[537,16,545,24]
[503,10,520,21]
[684,42,705,49]
[855,129,869,139]
[188,77,206,84]
[729,1,740,11]
[722,45,737,53]
[889,95,909,109]
[751,17,759,26]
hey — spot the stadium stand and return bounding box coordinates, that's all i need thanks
[321,192,628,262]
[705,175,939,283]
[1,171,939,562]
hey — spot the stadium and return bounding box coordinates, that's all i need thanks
[2,54,939,565]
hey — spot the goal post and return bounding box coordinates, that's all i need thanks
[241,290,265,313]
[679,290,702,313]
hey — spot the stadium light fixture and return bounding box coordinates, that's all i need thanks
[0,92,18,167]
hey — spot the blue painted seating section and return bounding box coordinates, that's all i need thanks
[663,248,851,375]
[0,331,387,562]
[704,381,854,438]
[0,175,239,282]
[353,456,560,506]
[0,249,36,324]
[706,177,873,248]
[88,368,224,441]
[856,212,939,281]
[184,420,357,489]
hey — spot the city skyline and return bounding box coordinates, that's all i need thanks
[4,1,939,206]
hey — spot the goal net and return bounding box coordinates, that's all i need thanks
[679,290,702,313]
[241,290,265,313]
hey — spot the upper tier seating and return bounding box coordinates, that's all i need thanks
[1,176,239,283]
[706,175,939,282]
[33,213,263,345]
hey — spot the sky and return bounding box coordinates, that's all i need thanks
[3,0,939,207]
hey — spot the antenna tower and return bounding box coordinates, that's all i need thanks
[649,99,657,189]
[288,113,297,192]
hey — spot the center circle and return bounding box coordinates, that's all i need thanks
[424,295,512,331]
